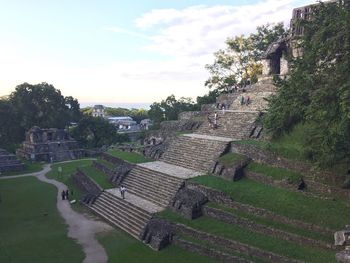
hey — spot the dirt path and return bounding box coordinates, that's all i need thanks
[0,162,111,263]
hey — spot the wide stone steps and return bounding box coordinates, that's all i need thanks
[161,136,229,173]
[196,111,259,139]
[89,191,152,239]
[122,166,183,207]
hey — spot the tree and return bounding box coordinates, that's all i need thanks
[264,1,350,166]
[0,82,81,152]
[205,23,287,92]
[9,82,80,130]
[148,95,198,127]
[70,116,128,148]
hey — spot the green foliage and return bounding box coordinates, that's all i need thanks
[70,116,129,148]
[0,159,43,176]
[196,89,220,107]
[206,23,287,92]
[79,165,113,189]
[0,176,84,263]
[0,82,81,151]
[265,2,350,167]
[148,95,198,126]
[107,150,152,163]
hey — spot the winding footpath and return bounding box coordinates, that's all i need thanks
[0,162,111,263]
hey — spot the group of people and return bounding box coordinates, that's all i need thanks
[240,95,251,106]
[216,103,226,114]
[61,189,71,200]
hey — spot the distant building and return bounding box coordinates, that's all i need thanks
[107,116,140,132]
[92,105,105,118]
[140,119,153,130]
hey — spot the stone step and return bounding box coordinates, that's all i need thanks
[123,185,170,207]
[98,194,151,221]
[122,175,179,198]
[89,192,153,239]
[89,204,142,239]
[130,167,183,187]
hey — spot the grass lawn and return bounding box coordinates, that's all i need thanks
[246,162,302,183]
[1,159,44,176]
[191,176,350,230]
[79,165,113,189]
[46,160,94,208]
[108,149,152,163]
[97,228,219,263]
[158,209,336,263]
[206,202,332,243]
[235,123,307,161]
[0,176,84,263]
[218,152,246,166]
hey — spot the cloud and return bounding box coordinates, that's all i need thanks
[135,0,311,57]
[1,0,313,105]
[103,26,150,40]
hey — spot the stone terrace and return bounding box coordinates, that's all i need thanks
[0,148,24,173]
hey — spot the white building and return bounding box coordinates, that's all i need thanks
[92,105,105,118]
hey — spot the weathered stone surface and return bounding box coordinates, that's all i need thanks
[245,171,299,191]
[140,218,174,250]
[170,188,207,219]
[336,250,350,263]
[100,153,135,186]
[160,119,202,132]
[213,156,251,181]
[17,126,84,162]
[71,168,103,205]
[178,111,202,120]
[335,227,350,246]
[0,148,25,173]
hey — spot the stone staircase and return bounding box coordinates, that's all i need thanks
[121,165,184,207]
[89,191,153,239]
[195,111,260,139]
[160,135,230,173]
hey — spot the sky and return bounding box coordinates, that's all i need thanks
[0,0,314,108]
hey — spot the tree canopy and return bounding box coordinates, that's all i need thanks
[205,23,287,92]
[264,1,350,166]
[0,82,81,151]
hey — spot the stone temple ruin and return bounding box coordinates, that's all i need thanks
[0,148,24,173]
[17,126,84,162]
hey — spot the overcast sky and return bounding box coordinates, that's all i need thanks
[0,0,313,108]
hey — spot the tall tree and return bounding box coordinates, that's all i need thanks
[265,1,350,166]
[205,23,287,92]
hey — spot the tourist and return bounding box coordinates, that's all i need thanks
[65,189,69,200]
[61,190,65,200]
[213,112,218,129]
[240,96,245,106]
[221,104,226,114]
[120,185,127,199]
[246,96,251,106]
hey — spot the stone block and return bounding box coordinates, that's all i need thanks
[170,188,208,219]
[140,218,174,250]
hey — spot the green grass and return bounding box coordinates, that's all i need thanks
[158,209,336,263]
[191,175,350,230]
[236,123,307,161]
[218,152,246,166]
[46,160,94,208]
[1,159,44,176]
[79,166,113,189]
[97,229,219,263]
[206,202,332,243]
[246,162,302,183]
[98,158,116,170]
[108,149,152,163]
[0,176,84,263]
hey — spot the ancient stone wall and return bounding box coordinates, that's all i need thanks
[178,111,202,120]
